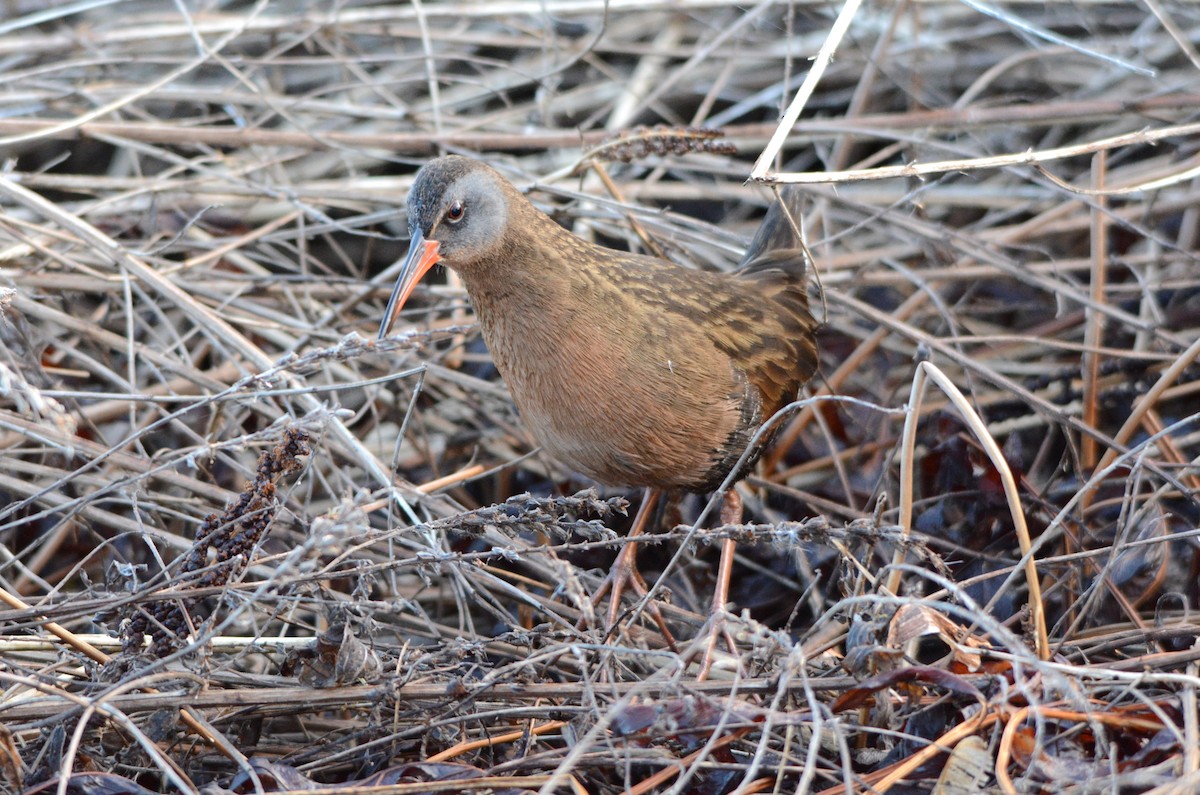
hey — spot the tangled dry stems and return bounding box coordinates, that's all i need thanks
[0,2,1197,793]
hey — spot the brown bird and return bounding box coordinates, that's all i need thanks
[379,156,818,661]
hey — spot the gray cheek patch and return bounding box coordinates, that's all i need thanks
[450,170,508,251]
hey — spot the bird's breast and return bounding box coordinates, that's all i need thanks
[478,302,756,491]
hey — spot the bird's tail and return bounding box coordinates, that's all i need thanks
[739,185,805,268]
[736,186,814,326]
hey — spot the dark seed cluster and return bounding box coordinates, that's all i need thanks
[583,126,737,168]
[122,428,312,657]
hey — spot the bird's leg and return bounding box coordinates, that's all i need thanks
[585,488,676,646]
[589,488,657,609]
[712,489,743,615]
[696,489,743,680]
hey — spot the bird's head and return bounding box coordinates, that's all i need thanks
[379,156,513,338]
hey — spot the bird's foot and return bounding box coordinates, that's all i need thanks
[695,491,744,680]
[577,489,678,649]
[585,540,678,650]
[691,608,740,681]
[694,536,741,680]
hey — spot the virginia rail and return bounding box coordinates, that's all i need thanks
[379,156,818,661]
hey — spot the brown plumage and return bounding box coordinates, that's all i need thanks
[379,156,818,493]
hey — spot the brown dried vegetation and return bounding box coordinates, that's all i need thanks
[0,2,1197,794]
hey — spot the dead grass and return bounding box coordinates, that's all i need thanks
[0,1,1198,793]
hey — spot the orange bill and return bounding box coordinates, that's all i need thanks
[378,233,441,339]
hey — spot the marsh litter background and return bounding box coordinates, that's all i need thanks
[0,1,1198,793]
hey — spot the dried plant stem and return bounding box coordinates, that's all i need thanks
[894,362,1048,660]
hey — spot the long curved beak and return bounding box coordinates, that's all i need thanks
[378,232,441,339]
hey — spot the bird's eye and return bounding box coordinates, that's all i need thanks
[446,201,465,224]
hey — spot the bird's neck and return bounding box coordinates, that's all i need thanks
[458,209,573,323]
[456,215,578,368]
